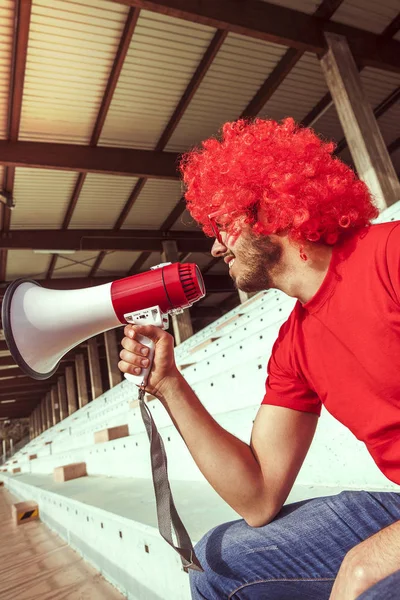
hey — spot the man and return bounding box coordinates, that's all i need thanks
[118,118,400,599]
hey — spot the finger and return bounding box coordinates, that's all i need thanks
[118,360,142,376]
[120,336,150,356]
[128,324,165,342]
[124,324,136,338]
[119,348,150,369]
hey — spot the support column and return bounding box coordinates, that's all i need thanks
[36,404,42,436]
[32,411,36,438]
[51,387,60,425]
[320,33,400,210]
[40,397,47,432]
[104,329,123,388]
[65,365,78,415]
[87,337,104,400]
[2,439,6,462]
[46,392,52,429]
[57,376,68,421]
[161,241,194,345]
[75,354,89,408]
[10,438,13,455]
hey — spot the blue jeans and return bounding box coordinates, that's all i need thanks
[190,491,400,599]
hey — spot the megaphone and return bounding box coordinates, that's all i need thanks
[2,262,205,386]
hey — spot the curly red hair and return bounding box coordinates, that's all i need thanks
[180,118,378,245]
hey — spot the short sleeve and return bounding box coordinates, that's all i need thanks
[262,319,322,416]
[386,222,400,305]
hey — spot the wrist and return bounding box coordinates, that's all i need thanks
[153,368,185,400]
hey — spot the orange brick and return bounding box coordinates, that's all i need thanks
[12,468,21,474]
[94,425,129,444]
[54,462,87,483]
[28,454,37,460]
[12,501,39,526]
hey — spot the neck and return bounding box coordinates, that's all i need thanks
[274,241,333,304]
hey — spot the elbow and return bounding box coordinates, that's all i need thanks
[244,505,281,529]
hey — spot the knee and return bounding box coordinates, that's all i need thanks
[189,520,246,599]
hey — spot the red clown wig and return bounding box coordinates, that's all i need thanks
[180,118,378,246]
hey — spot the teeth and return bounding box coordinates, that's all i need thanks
[229,258,235,268]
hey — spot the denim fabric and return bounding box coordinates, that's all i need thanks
[190,490,400,599]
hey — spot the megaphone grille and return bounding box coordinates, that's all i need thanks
[178,264,205,303]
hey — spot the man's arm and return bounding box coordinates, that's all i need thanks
[330,519,400,600]
[119,324,318,527]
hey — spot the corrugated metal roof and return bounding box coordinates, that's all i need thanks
[258,0,317,14]
[120,179,182,229]
[99,10,216,150]
[333,0,399,34]
[99,250,141,275]
[136,251,161,273]
[69,173,139,229]
[165,33,288,152]
[182,252,213,270]
[170,208,200,232]
[313,103,345,144]
[378,102,400,146]
[6,249,50,280]
[11,167,77,229]
[259,52,329,124]
[51,251,99,279]
[360,68,400,109]
[19,0,129,144]
[0,0,13,140]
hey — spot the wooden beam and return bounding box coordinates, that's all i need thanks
[110,0,400,73]
[55,9,141,279]
[75,354,89,408]
[91,8,140,145]
[57,376,68,421]
[0,141,180,178]
[0,229,211,252]
[65,365,78,416]
[97,31,227,277]
[104,330,123,388]
[87,338,103,400]
[320,33,400,210]
[51,386,60,425]
[0,0,33,281]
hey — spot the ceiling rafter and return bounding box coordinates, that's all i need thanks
[91,29,228,279]
[0,141,180,179]
[0,229,211,253]
[47,8,141,280]
[301,11,400,128]
[241,0,345,119]
[110,0,400,73]
[0,0,32,282]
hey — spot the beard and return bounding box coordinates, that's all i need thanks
[231,232,283,293]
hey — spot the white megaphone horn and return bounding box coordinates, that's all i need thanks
[2,262,205,387]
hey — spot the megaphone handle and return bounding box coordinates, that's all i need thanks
[124,333,155,388]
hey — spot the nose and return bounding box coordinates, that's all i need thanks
[211,236,227,257]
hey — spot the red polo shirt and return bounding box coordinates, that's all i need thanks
[263,221,400,485]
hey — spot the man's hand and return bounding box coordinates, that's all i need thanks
[329,520,400,600]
